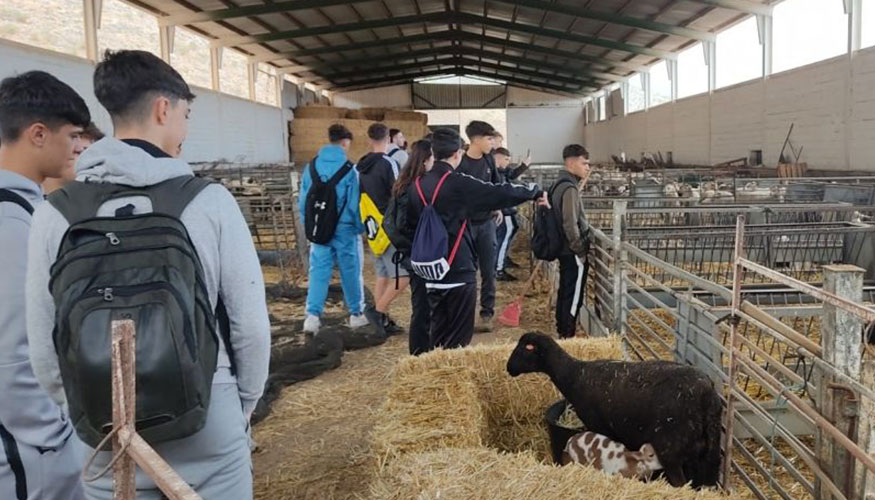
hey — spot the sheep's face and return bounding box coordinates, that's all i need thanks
[507,332,547,376]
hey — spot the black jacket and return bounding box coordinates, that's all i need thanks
[357,152,399,213]
[457,152,500,223]
[496,161,531,215]
[405,161,541,284]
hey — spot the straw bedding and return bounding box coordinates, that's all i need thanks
[370,447,731,500]
[371,337,624,464]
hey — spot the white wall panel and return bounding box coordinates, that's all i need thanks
[0,38,287,163]
[506,106,584,163]
[582,46,875,171]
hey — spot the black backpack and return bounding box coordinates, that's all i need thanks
[0,188,34,215]
[382,190,413,253]
[410,172,467,281]
[531,178,575,261]
[304,157,353,244]
[47,176,230,447]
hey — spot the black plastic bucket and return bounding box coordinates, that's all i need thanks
[545,399,585,464]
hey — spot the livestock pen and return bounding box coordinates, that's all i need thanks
[579,198,875,500]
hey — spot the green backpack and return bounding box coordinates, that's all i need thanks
[48,176,231,447]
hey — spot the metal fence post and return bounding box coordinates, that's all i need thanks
[612,200,627,334]
[820,264,864,500]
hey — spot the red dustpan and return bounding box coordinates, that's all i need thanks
[497,262,542,328]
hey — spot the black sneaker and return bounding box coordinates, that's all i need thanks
[505,258,521,269]
[364,306,387,338]
[383,315,405,336]
[496,270,518,282]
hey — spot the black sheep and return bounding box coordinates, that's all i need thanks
[506,332,722,488]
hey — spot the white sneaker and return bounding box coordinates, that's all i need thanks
[348,314,369,329]
[303,315,321,333]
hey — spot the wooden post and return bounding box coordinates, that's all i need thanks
[109,319,202,500]
[820,264,864,500]
[111,320,136,500]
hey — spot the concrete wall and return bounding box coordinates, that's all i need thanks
[332,84,413,109]
[0,38,288,163]
[506,87,585,163]
[583,46,875,171]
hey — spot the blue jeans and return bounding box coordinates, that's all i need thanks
[306,227,365,316]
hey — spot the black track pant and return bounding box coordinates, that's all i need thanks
[470,220,496,318]
[408,274,431,355]
[495,214,519,272]
[428,283,476,349]
[556,254,589,338]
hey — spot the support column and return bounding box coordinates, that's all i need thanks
[757,14,773,78]
[642,71,651,111]
[704,41,717,93]
[667,59,678,102]
[159,25,175,63]
[847,0,862,53]
[247,63,257,101]
[83,0,103,62]
[819,264,864,500]
[210,47,222,92]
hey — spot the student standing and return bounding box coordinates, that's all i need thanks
[552,144,592,338]
[387,140,434,355]
[43,122,103,195]
[0,70,89,500]
[358,123,408,336]
[405,128,546,349]
[493,146,531,280]
[300,124,368,333]
[457,120,501,332]
[26,50,270,500]
[387,128,409,169]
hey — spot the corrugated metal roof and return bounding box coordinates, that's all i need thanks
[412,82,508,109]
[127,0,776,96]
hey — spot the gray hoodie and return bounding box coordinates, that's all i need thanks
[25,138,270,418]
[0,170,72,450]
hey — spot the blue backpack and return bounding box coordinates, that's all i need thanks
[410,171,467,281]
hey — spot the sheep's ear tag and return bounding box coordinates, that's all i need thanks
[525,344,535,351]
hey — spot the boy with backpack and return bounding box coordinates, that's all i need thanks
[0,70,89,500]
[457,120,501,333]
[358,123,407,337]
[25,50,270,499]
[543,144,591,338]
[387,128,408,168]
[300,123,368,333]
[406,128,547,349]
[493,146,532,281]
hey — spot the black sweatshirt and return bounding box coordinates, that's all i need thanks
[495,161,531,215]
[405,161,541,284]
[358,152,399,213]
[457,152,500,223]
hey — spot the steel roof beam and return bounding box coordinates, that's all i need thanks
[328,68,456,91]
[157,0,372,27]
[460,67,592,94]
[490,0,716,42]
[212,12,446,48]
[248,32,442,63]
[326,56,598,88]
[687,0,773,16]
[454,12,675,59]
[295,46,611,84]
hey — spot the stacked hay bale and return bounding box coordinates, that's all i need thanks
[290,104,429,165]
[369,336,735,500]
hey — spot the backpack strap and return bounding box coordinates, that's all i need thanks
[0,189,34,215]
[48,175,214,224]
[447,219,468,266]
[327,161,354,185]
[215,297,236,376]
[423,171,466,266]
[414,171,453,207]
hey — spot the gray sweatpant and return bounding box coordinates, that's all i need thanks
[0,430,84,500]
[79,382,252,500]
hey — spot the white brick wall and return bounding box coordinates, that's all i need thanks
[0,38,288,163]
[584,46,875,171]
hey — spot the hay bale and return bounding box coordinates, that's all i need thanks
[294,105,348,120]
[371,365,485,464]
[371,337,623,462]
[360,107,386,121]
[345,109,367,119]
[369,447,732,500]
[384,109,427,124]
